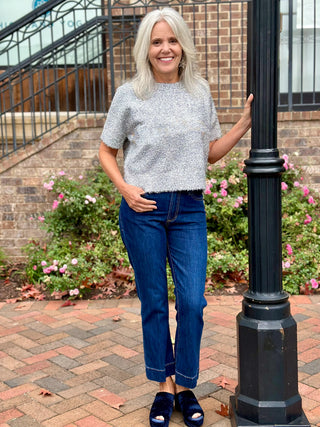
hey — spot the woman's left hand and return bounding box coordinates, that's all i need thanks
[240,93,254,132]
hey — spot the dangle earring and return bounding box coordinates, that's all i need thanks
[179,53,186,73]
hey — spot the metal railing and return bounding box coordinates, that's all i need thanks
[0,17,110,157]
[0,0,104,68]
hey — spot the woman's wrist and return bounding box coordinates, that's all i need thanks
[237,115,251,136]
[117,181,130,197]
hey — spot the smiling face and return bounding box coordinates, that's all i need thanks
[148,20,183,83]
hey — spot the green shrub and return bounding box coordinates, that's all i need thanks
[204,153,320,294]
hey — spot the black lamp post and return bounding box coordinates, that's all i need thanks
[229,0,310,425]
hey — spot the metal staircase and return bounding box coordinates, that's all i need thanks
[0,0,136,158]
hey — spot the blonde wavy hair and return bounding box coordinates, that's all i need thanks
[132,7,208,99]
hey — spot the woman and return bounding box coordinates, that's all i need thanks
[99,7,253,427]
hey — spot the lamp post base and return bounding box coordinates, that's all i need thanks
[230,396,310,427]
[230,300,310,427]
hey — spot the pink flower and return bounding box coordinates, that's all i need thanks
[286,244,293,255]
[58,171,65,176]
[282,261,291,269]
[220,180,228,189]
[71,258,78,265]
[303,186,310,197]
[43,182,54,191]
[310,279,319,289]
[237,196,244,204]
[283,163,288,170]
[52,200,59,210]
[283,154,289,162]
[41,261,47,266]
[204,184,211,194]
[304,214,312,224]
[289,163,294,169]
[38,216,45,222]
[79,175,83,180]
[281,182,288,191]
[69,288,79,296]
[33,265,37,271]
[43,267,51,274]
[234,202,240,208]
[59,264,68,274]
[217,198,222,203]
[294,181,300,187]
[221,189,228,197]
[58,193,64,199]
[213,193,218,198]
[210,179,217,184]
[308,196,315,205]
[207,166,212,171]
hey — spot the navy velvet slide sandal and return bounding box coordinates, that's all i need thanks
[175,390,204,427]
[149,391,175,427]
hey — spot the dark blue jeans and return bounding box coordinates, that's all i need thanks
[119,191,207,388]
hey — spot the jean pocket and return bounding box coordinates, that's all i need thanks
[141,192,151,199]
[186,190,203,201]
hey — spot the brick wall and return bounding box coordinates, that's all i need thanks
[1,111,320,262]
[0,115,105,262]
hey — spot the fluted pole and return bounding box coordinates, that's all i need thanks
[229,0,310,425]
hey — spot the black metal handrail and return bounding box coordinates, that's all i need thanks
[0,16,108,83]
[0,0,103,69]
[0,0,66,40]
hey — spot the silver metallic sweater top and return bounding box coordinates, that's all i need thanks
[100,81,221,193]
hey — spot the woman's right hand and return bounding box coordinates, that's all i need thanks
[121,184,157,212]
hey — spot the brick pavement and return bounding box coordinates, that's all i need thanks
[0,295,319,427]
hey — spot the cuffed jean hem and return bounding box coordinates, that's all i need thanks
[146,362,176,383]
[175,370,199,389]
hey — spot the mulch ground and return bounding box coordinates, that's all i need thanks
[0,262,249,303]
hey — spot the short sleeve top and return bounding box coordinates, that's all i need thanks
[100,81,221,193]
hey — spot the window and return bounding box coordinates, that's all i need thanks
[279,0,320,110]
